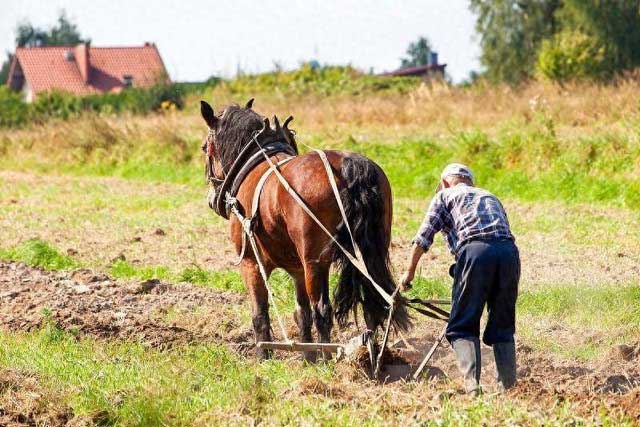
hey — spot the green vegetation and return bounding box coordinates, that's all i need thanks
[0,85,184,128]
[109,259,171,281]
[0,327,631,426]
[400,36,435,69]
[220,63,419,97]
[469,0,640,83]
[2,112,638,208]
[1,63,639,424]
[518,284,640,359]
[179,266,245,292]
[537,30,607,81]
[0,238,77,270]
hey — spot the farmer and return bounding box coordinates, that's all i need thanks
[400,163,520,394]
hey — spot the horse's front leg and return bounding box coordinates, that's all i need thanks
[240,259,273,359]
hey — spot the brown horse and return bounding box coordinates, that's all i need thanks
[200,99,409,360]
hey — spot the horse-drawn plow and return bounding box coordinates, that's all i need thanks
[257,297,450,381]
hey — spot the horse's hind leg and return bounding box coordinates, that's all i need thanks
[304,263,333,357]
[291,270,315,362]
[241,260,273,360]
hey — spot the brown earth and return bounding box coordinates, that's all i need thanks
[0,261,639,425]
[0,262,251,350]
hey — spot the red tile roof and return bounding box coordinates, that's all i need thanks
[9,43,169,97]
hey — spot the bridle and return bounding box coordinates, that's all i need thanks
[205,128,225,188]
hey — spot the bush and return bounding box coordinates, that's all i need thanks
[0,86,30,127]
[536,30,607,82]
[0,84,185,128]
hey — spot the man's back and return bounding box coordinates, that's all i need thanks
[414,183,514,254]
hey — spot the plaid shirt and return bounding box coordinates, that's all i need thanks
[413,183,514,254]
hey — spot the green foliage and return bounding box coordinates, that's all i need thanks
[222,64,420,97]
[0,53,11,84]
[469,0,560,83]
[470,0,640,83]
[400,36,433,69]
[0,238,77,270]
[0,84,184,128]
[561,0,640,72]
[537,30,607,81]
[0,86,30,127]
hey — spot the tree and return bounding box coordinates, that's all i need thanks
[559,0,640,73]
[470,0,640,83]
[469,0,561,83]
[400,37,433,69]
[0,11,89,84]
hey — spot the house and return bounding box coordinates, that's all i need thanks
[380,52,446,80]
[6,42,169,102]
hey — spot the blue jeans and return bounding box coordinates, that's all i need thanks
[446,239,520,345]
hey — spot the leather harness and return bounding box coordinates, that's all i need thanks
[210,138,298,219]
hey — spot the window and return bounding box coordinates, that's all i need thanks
[123,75,133,88]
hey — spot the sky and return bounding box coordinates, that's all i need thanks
[2,0,481,83]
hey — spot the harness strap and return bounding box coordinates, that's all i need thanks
[230,156,295,266]
[251,157,296,219]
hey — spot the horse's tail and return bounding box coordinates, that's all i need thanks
[331,154,410,332]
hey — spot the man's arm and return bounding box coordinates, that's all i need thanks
[400,243,426,290]
[400,194,445,290]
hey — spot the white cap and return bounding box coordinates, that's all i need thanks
[441,163,473,181]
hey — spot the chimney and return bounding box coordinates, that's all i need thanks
[429,52,439,66]
[75,42,90,83]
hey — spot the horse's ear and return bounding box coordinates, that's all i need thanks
[200,100,217,128]
[245,98,254,109]
[273,115,281,132]
[283,116,294,129]
[262,117,270,131]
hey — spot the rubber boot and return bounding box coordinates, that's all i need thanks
[493,341,517,391]
[452,338,481,395]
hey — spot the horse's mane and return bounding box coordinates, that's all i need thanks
[215,105,264,172]
[215,104,298,172]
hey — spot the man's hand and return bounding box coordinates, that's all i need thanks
[400,271,414,292]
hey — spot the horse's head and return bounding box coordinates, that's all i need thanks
[200,98,262,205]
[200,98,299,209]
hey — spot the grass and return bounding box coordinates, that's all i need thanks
[517,283,640,359]
[0,238,78,270]
[0,326,633,426]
